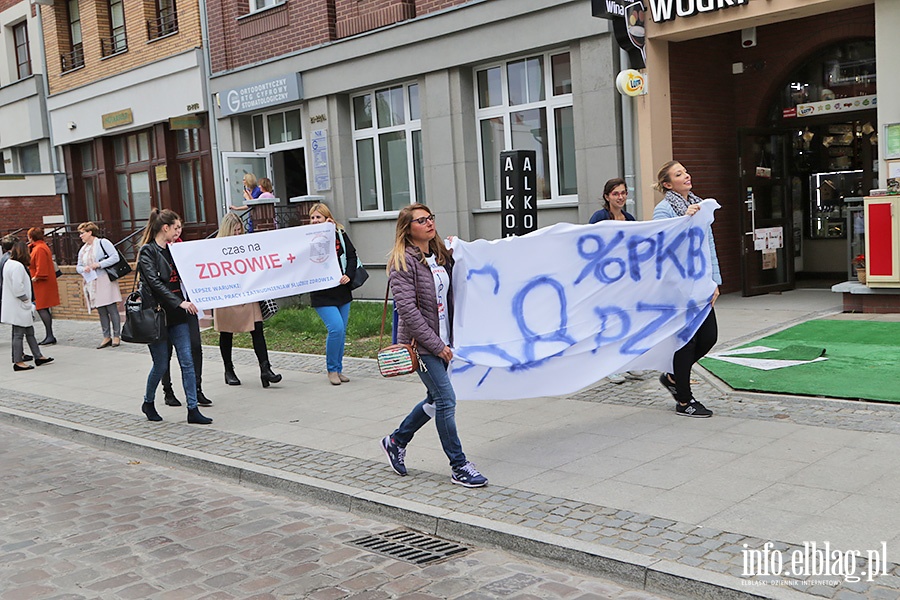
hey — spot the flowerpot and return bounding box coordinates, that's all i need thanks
[857,268,867,284]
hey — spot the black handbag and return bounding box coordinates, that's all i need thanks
[100,239,133,281]
[350,262,369,290]
[121,273,167,344]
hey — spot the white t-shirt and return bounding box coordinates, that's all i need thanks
[425,253,450,345]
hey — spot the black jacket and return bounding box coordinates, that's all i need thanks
[310,229,358,308]
[138,241,184,316]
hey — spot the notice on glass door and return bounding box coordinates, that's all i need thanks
[754,227,784,251]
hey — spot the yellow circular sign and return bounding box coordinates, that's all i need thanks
[616,70,647,97]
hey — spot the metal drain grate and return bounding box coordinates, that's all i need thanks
[349,528,470,565]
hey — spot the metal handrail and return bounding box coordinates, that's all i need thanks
[60,43,84,72]
[147,10,178,40]
[100,32,127,57]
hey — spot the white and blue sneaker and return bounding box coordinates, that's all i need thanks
[451,462,488,488]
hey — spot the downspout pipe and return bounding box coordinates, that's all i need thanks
[198,0,224,223]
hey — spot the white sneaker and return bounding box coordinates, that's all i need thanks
[607,373,626,384]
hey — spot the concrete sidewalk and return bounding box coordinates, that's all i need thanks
[3,288,900,599]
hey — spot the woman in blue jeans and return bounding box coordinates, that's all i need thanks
[308,203,357,386]
[380,203,487,488]
[137,208,212,425]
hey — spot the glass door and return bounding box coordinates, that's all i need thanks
[221,152,271,212]
[738,129,795,296]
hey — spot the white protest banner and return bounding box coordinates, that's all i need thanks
[448,199,720,400]
[169,223,341,310]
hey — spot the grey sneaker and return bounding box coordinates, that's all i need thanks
[676,399,713,418]
[451,462,488,487]
[607,373,626,384]
[381,436,407,476]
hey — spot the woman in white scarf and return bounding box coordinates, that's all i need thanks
[76,222,124,348]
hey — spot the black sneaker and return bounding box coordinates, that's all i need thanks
[381,436,407,476]
[164,390,182,407]
[659,372,678,400]
[196,390,213,407]
[451,462,488,488]
[676,399,713,418]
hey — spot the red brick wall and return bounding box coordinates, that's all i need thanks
[416,0,469,15]
[335,0,414,38]
[669,5,875,294]
[0,196,63,233]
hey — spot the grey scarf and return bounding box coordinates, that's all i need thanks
[664,189,703,216]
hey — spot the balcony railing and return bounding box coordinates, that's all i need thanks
[100,31,127,57]
[147,10,178,40]
[60,43,84,73]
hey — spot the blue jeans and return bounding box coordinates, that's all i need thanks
[144,322,198,409]
[391,353,467,469]
[314,303,350,373]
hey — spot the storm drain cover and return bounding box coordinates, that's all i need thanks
[349,528,470,565]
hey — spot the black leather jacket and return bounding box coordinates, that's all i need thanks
[137,241,183,312]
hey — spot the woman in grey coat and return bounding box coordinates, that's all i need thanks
[379,203,487,488]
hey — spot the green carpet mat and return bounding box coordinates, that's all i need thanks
[699,319,900,403]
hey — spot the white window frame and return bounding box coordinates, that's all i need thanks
[474,50,576,208]
[251,106,304,151]
[351,82,422,215]
[249,0,279,14]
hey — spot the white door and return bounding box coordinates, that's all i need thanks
[221,152,271,212]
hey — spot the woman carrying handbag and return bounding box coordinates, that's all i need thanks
[379,203,487,488]
[137,208,212,425]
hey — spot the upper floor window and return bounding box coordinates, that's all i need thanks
[17,144,41,173]
[101,0,127,57]
[252,108,302,149]
[61,0,84,72]
[475,51,576,206]
[250,0,278,13]
[13,22,31,80]
[147,0,178,40]
[352,83,424,214]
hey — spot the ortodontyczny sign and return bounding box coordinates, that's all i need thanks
[220,73,303,117]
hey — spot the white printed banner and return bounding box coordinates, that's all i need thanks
[169,223,341,310]
[448,200,720,400]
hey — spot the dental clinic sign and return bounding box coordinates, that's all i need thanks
[647,0,750,22]
[219,73,303,117]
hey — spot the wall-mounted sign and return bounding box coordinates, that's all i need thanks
[312,129,331,192]
[885,123,900,160]
[169,115,203,130]
[102,109,133,130]
[500,150,538,237]
[155,165,168,182]
[616,69,647,96]
[591,0,646,68]
[793,95,876,119]
[219,73,303,117]
[647,0,750,23]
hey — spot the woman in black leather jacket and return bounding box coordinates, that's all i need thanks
[137,208,212,425]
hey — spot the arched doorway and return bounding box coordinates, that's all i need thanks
[738,40,876,295]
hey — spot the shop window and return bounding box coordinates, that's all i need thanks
[101,0,127,57]
[60,0,84,72]
[352,82,423,213]
[114,130,156,227]
[475,51,576,205]
[147,0,177,40]
[13,21,31,80]
[175,128,205,224]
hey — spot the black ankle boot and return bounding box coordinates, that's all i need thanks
[187,407,212,425]
[164,388,182,407]
[224,365,241,386]
[196,387,212,406]
[141,402,162,422]
[259,361,282,388]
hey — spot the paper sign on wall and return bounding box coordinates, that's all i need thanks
[754,227,784,251]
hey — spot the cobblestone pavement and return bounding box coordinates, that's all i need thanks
[0,421,674,600]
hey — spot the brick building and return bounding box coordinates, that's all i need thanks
[205,0,626,296]
[39,0,217,244]
[0,0,64,233]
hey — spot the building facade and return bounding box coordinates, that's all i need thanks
[0,0,64,232]
[40,0,217,243]
[206,0,626,295]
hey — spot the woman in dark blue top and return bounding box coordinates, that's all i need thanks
[589,178,635,224]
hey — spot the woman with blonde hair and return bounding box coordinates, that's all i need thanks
[76,222,123,348]
[379,203,487,487]
[307,202,358,385]
[652,161,720,418]
[214,212,281,388]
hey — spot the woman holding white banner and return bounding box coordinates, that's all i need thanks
[380,203,487,488]
[652,161,720,418]
[213,213,282,388]
[137,209,211,425]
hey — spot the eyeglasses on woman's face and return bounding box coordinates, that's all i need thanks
[412,214,436,225]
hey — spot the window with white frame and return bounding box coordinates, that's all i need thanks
[249,0,277,13]
[475,51,576,206]
[251,108,302,149]
[352,83,423,213]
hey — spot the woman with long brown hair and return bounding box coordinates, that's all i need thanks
[1,241,53,370]
[380,203,487,488]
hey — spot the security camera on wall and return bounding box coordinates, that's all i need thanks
[67,122,77,130]
[741,27,757,48]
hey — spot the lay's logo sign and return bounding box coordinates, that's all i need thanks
[616,69,647,97]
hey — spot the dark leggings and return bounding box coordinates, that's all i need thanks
[219,321,269,366]
[162,313,202,391]
[37,308,53,340]
[673,307,717,403]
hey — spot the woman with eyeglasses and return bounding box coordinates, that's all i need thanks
[307,203,357,386]
[380,203,488,488]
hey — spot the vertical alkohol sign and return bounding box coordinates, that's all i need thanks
[500,150,538,237]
